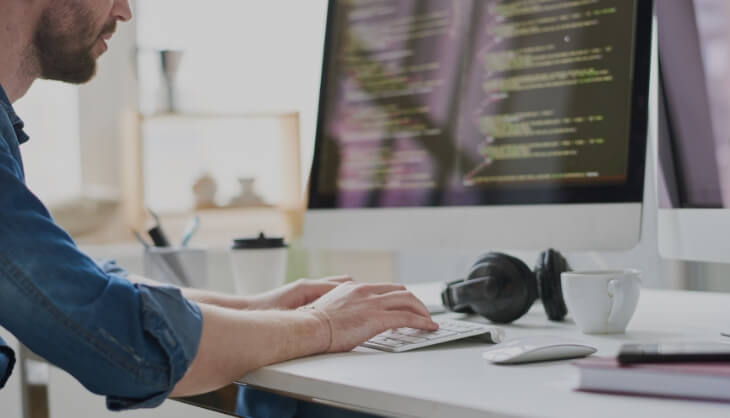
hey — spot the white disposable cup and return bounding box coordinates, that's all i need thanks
[230,234,288,295]
[562,269,641,334]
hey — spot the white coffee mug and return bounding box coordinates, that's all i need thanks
[561,269,641,334]
[230,233,288,295]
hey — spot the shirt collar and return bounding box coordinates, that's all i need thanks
[0,84,30,144]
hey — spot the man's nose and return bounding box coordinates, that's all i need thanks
[113,0,133,22]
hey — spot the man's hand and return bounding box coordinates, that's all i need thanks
[245,276,352,310]
[171,281,439,396]
[305,282,439,352]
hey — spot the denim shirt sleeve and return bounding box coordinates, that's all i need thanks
[96,259,129,278]
[0,142,202,409]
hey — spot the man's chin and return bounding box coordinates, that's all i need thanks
[40,52,98,84]
[41,64,97,85]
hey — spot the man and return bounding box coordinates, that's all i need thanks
[0,0,438,413]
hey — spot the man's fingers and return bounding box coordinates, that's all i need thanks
[293,281,344,306]
[357,283,407,295]
[301,282,342,300]
[307,282,341,293]
[382,311,439,332]
[373,291,431,318]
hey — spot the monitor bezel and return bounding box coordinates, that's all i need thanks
[307,0,654,209]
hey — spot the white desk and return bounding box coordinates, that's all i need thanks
[237,284,730,418]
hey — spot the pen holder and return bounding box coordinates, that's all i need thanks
[143,247,208,289]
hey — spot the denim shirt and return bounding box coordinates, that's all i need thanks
[0,84,203,410]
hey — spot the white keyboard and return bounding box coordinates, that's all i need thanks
[361,318,505,353]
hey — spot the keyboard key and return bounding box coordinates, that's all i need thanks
[441,322,478,332]
[424,330,457,340]
[380,338,407,347]
[362,318,505,352]
[399,328,426,336]
[370,336,392,345]
[391,335,428,344]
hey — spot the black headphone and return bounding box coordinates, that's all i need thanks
[441,249,570,324]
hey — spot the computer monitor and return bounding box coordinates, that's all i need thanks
[656,0,730,263]
[305,0,653,251]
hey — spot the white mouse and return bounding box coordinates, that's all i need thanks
[482,336,597,364]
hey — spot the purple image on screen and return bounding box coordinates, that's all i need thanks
[657,0,730,209]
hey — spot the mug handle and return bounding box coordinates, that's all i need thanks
[607,279,626,325]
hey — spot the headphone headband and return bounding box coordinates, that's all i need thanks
[440,249,570,323]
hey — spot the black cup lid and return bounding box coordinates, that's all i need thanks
[232,232,287,249]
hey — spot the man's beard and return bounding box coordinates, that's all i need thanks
[33,7,114,84]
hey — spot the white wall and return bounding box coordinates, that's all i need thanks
[77,11,139,198]
[135,0,328,193]
[13,81,82,207]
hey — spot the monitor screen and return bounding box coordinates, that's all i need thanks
[657,0,730,210]
[309,0,650,209]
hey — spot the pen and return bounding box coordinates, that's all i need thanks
[131,228,151,249]
[180,215,200,247]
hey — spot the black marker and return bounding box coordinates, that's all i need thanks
[147,208,171,247]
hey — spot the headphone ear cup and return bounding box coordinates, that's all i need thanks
[535,249,570,321]
[441,279,476,314]
[465,252,537,323]
[500,253,538,302]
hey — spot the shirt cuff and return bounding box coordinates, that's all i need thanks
[96,259,129,278]
[0,338,16,390]
[106,285,202,411]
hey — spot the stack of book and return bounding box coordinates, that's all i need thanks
[574,357,730,402]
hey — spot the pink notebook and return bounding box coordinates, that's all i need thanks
[574,357,730,402]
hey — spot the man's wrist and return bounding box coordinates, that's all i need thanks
[296,306,333,353]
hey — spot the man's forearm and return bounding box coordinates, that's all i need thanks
[170,303,329,397]
[128,274,250,310]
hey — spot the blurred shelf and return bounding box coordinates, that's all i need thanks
[140,111,300,121]
[157,206,304,247]
[121,111,303,240]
